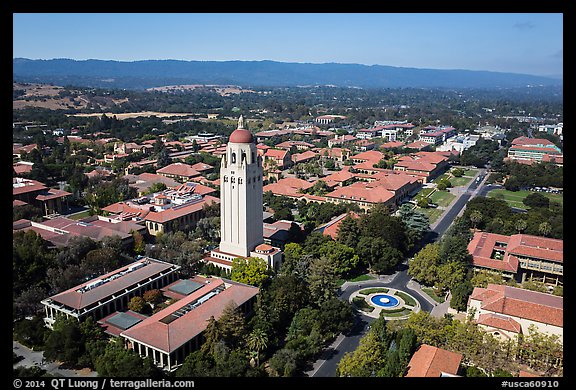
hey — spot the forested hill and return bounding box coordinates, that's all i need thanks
[13,58,562,90]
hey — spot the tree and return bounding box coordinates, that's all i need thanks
[335,214,361,248]
[307,256,337,304]
[515,219,528,233]
[538,221,552,237]
[269,348,299,377]
[13,230,53,294]
[435,261,466,292]
[246,328,268,367]
[145,182,167,194]
[356,237,403,274]
[318,241,360,278]
[231,257,270,287]
[439,235,472,264]
[143,289,163,305]
[218,301,247,348]
[450,280,474,312]
[417,197,429,208]
[469,210,483,229]
[523,192,550,209]
[336,330,386,377]
[14,286,46,319]
[44,316,85,366]
[408,242,440,286]
[95,342,158,377]
[128,296,146,313]
[201,316,221,355]
[132,230,146,255]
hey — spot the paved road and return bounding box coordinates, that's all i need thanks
[308,167,488,377]
[13,340,98,377]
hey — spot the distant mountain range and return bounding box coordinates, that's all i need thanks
[13,58,562,90]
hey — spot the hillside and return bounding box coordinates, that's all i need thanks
[13,58,562,90]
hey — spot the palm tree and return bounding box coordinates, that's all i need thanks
[246,328,268,367]
[538,222,552,237]
[469,210,483,229]
[514,219,528,234]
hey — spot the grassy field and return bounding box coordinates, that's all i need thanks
[394,291,417,306]
[384,309,413,317]
[462,168,480,177]
[487,189,563,209]
[416,187,435,199]
[433,173,450,182]
[429,190,456,207]
[420,207,444,223]
[422,287,446,303]
[450,176,472,187]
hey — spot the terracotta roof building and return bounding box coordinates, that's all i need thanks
[13,215,146,248]
[263,148,292,170]
[156,162,201,182]
[102,185,219,236]
[507,136,562,164]
[467,231,563,285]
[41,257,181,329]
[13,177,71,216]
[263,177,315,199]
[317,212,360,239]
[468,284,563,342]
[121,277,259,371]
[405,344,462,377]
[393,151,449,182]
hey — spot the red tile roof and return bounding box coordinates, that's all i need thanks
[121,278,258,353]
[263,178,314,197]
[13,178,47,196]
[35,188,71,201]
[156,163,201,178]
[511,136,557,147]
[468,232,563,274]
[321,212,360,239]
[264,148,289,159]
[48,258,178,310]
[325,182,394,204]
[291,150,318,163]
[405,344,462,377]
[469,284,563,327]
[145,195,219,223]
[351,150,384,163]
[380,141,404,149]
[477,313,522,333]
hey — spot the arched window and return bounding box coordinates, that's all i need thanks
[231,152,236,164]
[252,152,255,163]
[238,178,243,184]
[231,177,235,183]
[241,152,247,163]
[224,176,228,182]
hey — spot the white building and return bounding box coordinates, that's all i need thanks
[205,116,282,270]
[537,123,562,136]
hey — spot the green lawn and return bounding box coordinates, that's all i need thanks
[420,207,444,223]
[394,291,417,306]
[450,176,472,187]
[352,297,375,312]
[67,210,91,220]
[462,168,480,177]
[336,274,375,286]
[487,189,563,209]
[358,287,389,295]
[416,187,435,199]
[433,173,450,182]
[422,287,446,303]
[384,309,413,317]
[429,190,456,207]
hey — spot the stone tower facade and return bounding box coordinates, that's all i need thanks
[218,116,264,257]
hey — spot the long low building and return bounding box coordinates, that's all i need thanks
[41,257,181,328]
[120,277,259,371]
[468,283,563,342]
[467,231,563,285]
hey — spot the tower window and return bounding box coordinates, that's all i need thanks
[238,178,243,184]
[231,152,236,163]
[224,176,228,182]
[231,177,235,183]
[242,152,247,163]
[252,152,255,163]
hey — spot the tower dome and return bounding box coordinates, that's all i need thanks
[229,115,254,143]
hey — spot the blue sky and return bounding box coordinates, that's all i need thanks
[13,13,563,77]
